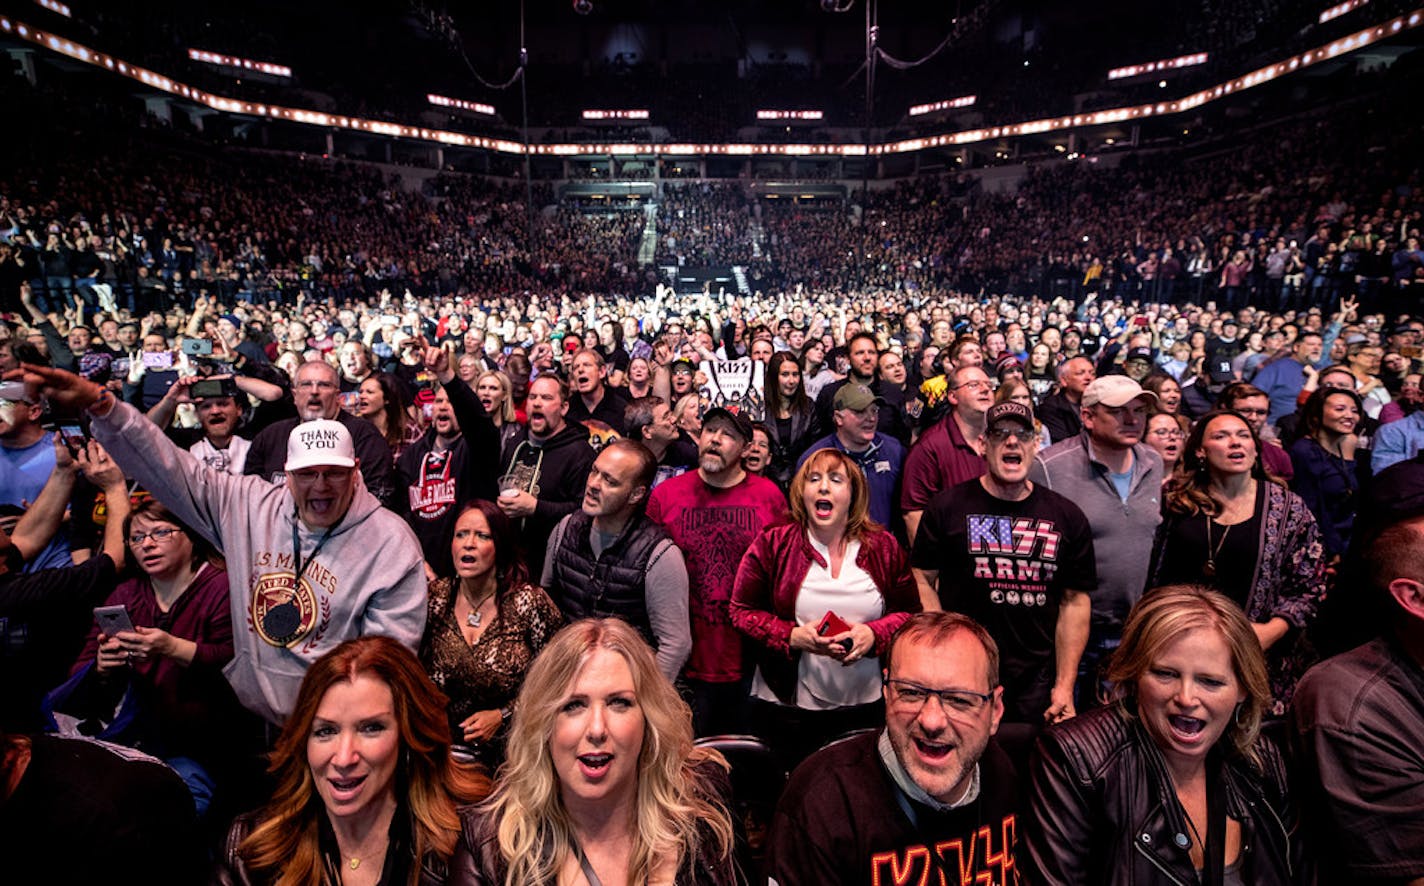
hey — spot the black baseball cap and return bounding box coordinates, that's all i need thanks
[986,400,1034,431]
[700,407,753,442]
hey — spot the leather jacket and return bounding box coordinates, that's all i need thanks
[1022,706,1300,886]
[213,810,449,886]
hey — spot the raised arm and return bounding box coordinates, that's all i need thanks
[11,363,255,552]
[7,438,78,564]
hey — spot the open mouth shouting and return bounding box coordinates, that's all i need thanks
[576,752,615,779]
[1168,714,1207,743]
[327,773,368,803]
[912,736,955,764]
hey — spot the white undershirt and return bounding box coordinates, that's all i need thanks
[189,436,251,476]
[753,534,885,710]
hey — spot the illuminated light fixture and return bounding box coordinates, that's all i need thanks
[6,7,1420,157]
[908,95,977,116]
[427,93,496,115]
[188,49,292,79]
[582,109,650,120]
[35,0,70,17]
[1321,0,1369,22]
[1107,52,1208,80]
[756,110,824,121]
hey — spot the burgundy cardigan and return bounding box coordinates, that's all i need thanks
[730,523,920,706]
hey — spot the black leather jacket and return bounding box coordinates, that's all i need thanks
[212,810,449,886]
[1022,706,1300,886]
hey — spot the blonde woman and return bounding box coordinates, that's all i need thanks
[475,369,523,452]
[448,619,738,886]
[1024,587,1299,884]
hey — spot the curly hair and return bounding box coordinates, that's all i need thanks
[238,637,489,885]
[483,619,733,886]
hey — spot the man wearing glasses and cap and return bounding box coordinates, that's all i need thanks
[765,611,1021,885]
[7,364,427,726]
[912,401,1095,726]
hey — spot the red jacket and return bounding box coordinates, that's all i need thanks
[730,523,920,706]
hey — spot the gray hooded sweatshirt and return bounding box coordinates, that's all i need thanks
[94,402,427,724]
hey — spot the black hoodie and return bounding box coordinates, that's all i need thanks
[499,419,597,574]
[396,378,500,576]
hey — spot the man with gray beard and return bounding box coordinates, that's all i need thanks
[647,407,787,735]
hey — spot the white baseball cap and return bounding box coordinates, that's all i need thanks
[284,419,356,472]
[1082,375,1158,409]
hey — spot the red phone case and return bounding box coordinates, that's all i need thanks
[817,610,852,637]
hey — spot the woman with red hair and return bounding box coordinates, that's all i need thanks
[215,636,489,886]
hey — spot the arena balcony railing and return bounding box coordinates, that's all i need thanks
[1,6,1421,162]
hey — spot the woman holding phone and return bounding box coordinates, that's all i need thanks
[731,448,920,770]
[62,499,254,816]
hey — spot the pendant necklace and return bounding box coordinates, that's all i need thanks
[464,589,496,628]
[346,844,386,870]
[1204,516,1231,579]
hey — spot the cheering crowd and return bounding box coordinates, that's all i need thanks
[1,61,1423,886]
[2,248,1424,881]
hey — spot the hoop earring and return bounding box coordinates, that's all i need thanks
[1233,703,1246,727]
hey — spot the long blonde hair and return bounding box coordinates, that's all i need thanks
[476,369,518,425]
[485,619,733,886]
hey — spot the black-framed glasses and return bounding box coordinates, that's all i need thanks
[886,679,995,717]
[128,527,184,546]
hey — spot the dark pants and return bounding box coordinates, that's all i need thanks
[1075,627,1122,712]
[684,676,752,738]
[749,697,885,775]
[1002,667,1054,726]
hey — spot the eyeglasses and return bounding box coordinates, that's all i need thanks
[295,380,337,391]
[955,380,993,391]
[128,527,183,546]
[1148,428,1185,439]
[986,426,1036,443]
[886,679,995,719]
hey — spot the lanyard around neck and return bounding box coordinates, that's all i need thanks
[292,515,337,590]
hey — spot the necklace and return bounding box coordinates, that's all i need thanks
[1203,517,1232,579]
[463,588,496,628]
[345,843,387,870]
